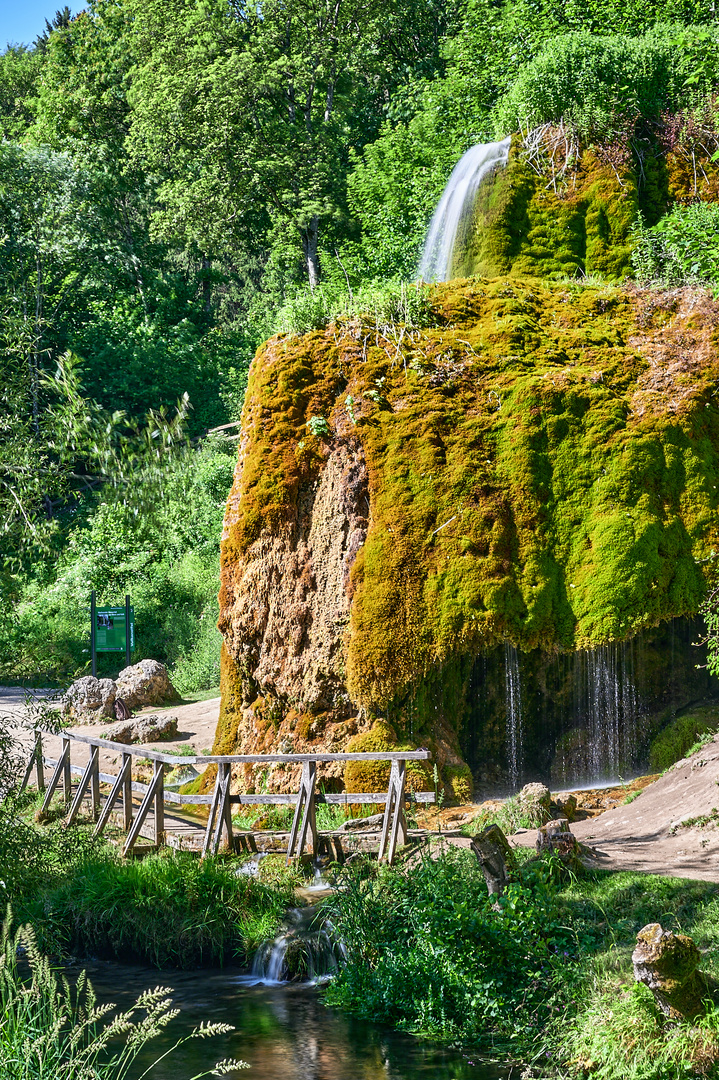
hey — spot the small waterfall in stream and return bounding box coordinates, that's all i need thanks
[248,906,345,986]
[504,643,523,789]
[418,137,511,282]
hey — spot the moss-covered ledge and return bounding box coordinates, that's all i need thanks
[215,278,719,784]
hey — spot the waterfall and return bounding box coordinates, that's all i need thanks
[504,643,523,791]
[244,906,345,986]
[418,137,511,282]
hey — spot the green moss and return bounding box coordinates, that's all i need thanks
[456,142,636,281]
[343,721,432,794]
[445,763,473,803]
[649,706,719,771]
[220,277,719,758]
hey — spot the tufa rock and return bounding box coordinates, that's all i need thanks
[518,782,552,820]
[115,660,177,711]
[102,713,178,745]
[632,923,710,1020]
[552,793,578,821]
[62,676,116,722]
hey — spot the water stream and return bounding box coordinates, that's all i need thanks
[418,138,511,282]
[504,643,523,789]
[68,956,513,1080]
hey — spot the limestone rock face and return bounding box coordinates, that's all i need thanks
[632,922,708,1019]
[102,713,178,745]
[62,677,116,722]
[115,660,177,710]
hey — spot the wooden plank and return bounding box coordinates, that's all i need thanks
[122,767,165,857]
[40,738,71,814]
[287,761,317,862]
[122,752,133,832]
[39,731,430,764]
[62,736,72,803]
[153,761,164,845]
[93,755,132,838]
[65,745,100,826]
[209,762,232,856]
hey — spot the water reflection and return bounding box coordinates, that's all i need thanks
[69,958,513,1080]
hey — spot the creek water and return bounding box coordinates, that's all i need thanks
[67,956,514,1080]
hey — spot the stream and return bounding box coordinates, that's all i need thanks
[66,956,516,1080]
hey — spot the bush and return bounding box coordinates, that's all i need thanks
[493,25,719,139]
[632,202,719,286]
[325,848,570,1050]
[274,279,432,337]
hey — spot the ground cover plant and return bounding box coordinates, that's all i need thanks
[324,847,719,1079]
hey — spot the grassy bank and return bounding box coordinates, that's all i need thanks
[324,848,719,1078]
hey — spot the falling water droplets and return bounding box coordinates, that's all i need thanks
[504,643,523,791]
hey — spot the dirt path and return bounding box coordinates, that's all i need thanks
[502,738,719,882]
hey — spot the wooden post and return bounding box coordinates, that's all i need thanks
[41,737,71,814]
[287,760,317,862]
[122,752,133,832]
[94,755,132,838]
[153,760,164,846]
[62,735,72,804]
[91,590,97,678]
[20,732,44,794]
[125,594,131,669]
[378,759,407,865]
[66,745,100,826]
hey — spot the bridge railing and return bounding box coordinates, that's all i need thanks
[21,730,434,865]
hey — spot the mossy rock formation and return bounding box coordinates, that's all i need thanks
[216,277,719,793]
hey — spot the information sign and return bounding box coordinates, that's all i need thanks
[95,607,135,652]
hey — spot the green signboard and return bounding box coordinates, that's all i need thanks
[95,606,134,652]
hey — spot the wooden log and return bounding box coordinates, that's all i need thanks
[62,736,72,803]
[207,761,233,856]
[20,732,44,794]
[122,752,133,832]
[470,824,515,897]
[287,760,317,862]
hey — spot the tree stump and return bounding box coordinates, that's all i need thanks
[632,922,711,1020]
[470,823,516,897]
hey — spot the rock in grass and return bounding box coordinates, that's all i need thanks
[632,922,711,1020]
[62,676,116,722]
[115,659,178,710]
[517,782,552,822]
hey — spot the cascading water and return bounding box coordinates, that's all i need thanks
[246,906,345,986]
[504,643,523,790]
[418,137,511,282]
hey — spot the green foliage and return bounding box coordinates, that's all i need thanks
[648,708,719,771]
[462,792,550,837]
[493,25,719,139]
[632,202,719,285]
[18,845,294,970]
[325,848,570,1050]
[274,279,432,336]
[0,918,246,1079]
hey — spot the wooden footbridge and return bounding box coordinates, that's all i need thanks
[21,731,435,865]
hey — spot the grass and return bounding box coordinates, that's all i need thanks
[17,847,298,970]
[649,708,719,773]
[460,791,550,837]
[0,919,245,1080]
[232,802,355,832]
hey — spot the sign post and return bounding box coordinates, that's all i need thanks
[91,590,97,677]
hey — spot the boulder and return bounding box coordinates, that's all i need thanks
[62,676,116,722]
[115,660,177,710]
[101,713,178,745]
[552,793,578,821]
[517,782,552,822]
[632,922,710,1020]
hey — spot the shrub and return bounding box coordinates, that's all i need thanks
[632,202,719,286]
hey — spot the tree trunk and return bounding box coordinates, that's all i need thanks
[301,217,320,291]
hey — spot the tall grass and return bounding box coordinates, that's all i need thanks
[21,849,295,969]
[0,918,246,1079]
